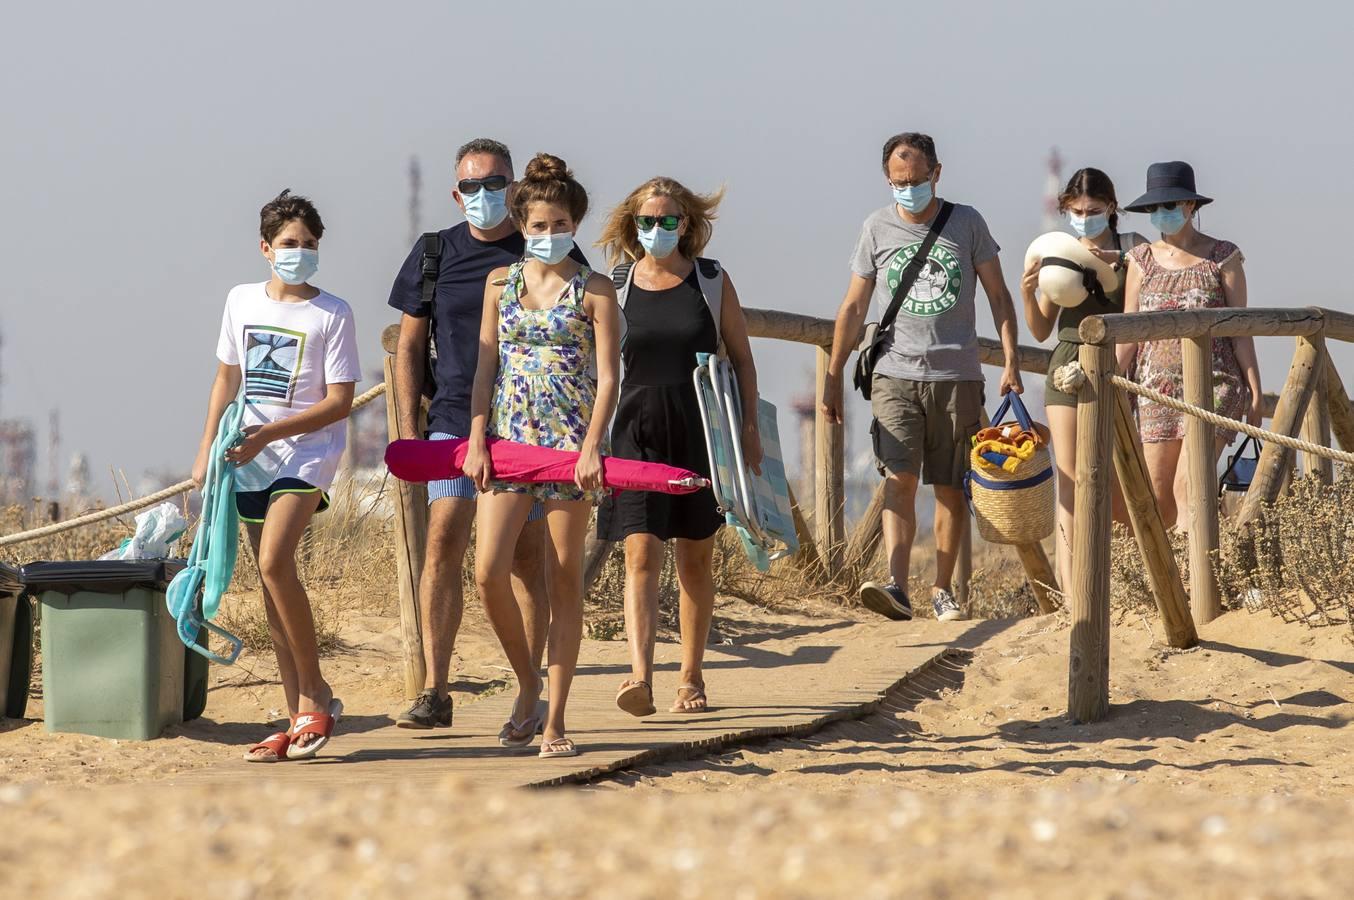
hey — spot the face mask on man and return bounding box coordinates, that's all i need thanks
[1151,206,1189,236]
[271,248,319,285]
[463,188,509,230]
[892,178,934,214]
[526,232,575,265]
[1068,211,1110,239]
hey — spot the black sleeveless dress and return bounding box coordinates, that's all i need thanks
[597,267,723,542]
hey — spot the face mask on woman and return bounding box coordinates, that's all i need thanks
[463,188,509,230]
[637,224,680,259]
[271,248,319,285]
[526,232,575,265]
[1151,206,1189,236]
[1068,211,1110,239]
[892,178,934,214]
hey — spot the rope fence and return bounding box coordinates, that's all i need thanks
[0,381,389,549]
[1051,362,1354,466]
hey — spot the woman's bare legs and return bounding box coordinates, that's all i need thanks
[672,536,716,710]
[621,533,663,690]
[474,491,542,734]
[1172,437,1231,536]
[540,499,591,747]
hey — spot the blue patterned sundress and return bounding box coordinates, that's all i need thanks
[488,261,604,503]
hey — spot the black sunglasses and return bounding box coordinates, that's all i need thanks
[458,175,510,195]
[635,214,682,232]
[1139,201,1184,213]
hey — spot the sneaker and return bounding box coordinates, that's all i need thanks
[396,688,453,729]
[932,588,964,622]
[858,581,914,621]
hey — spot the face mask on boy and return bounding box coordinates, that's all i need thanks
[271,248,319,285]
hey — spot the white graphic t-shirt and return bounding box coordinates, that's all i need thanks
[215,282,361,492]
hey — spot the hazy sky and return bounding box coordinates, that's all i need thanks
[3,1,1351,502]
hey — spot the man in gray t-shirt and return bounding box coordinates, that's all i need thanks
[822,132,1023,623]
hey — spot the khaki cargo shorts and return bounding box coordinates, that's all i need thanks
[870,375,984,487]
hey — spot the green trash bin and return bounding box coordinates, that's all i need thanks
[22,559,210,740]
[0,562,32,719]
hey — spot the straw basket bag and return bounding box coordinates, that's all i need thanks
[966,392,1055,545]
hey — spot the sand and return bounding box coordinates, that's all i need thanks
[2,597,1352,897]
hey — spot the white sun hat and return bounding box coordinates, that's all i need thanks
[1023,231,1120,308]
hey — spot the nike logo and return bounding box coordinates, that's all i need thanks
[294,715,321,729]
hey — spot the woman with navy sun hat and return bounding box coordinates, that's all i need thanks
[1116,161,1263,531]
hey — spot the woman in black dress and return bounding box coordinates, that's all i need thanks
[596,177,762,715]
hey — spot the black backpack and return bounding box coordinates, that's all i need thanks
[418,232,441,400]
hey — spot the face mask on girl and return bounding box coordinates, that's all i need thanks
[463,188,509,230]
[271,248,319,285]
[892,178,934,214]
[1151,206,1189,236]
[637,224,680,258]
[526,232,575,265]
[1068,211,1110,239]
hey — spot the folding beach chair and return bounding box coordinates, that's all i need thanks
[692,353,798,572]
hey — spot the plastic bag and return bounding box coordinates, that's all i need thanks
[100,501,188,560]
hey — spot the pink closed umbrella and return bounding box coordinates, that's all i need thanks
[384,438,709,495]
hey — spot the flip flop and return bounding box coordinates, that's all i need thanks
[538,737,579,759]
[616,680,656,717]
[670,683,709,713]
[498,715,541,749]
[286,697,343,760]
[243,730,292,763]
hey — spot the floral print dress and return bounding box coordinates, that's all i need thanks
[488,261,605,503]
[1129,240,1248,444]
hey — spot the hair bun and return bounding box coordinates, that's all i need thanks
[524,152,570,182]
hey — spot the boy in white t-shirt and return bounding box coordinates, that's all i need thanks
[191,190,361,762]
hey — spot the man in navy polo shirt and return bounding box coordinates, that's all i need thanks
[387,138,587,728]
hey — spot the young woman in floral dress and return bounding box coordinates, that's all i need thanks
[464,153,621,759]
[1117,161,1262,530]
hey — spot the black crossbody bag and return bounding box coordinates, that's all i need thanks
[853,201,953,400]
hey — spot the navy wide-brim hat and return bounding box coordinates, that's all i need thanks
[1125,160,1213,212]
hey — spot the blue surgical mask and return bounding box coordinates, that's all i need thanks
[1068,211,1110,239]
[1151,206,1189,236]
[892,179,934,214]
[637,225,680,259]
[525,232,574,265]
[463,187,509,230]
[271,248,319,285]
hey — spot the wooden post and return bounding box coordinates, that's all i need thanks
[1182,334,1221,625]
[383,354,429,699]
[1110,389,1197,648]
[1238,336,1323,527]
[1301,349,1334,484]
[786,484,824,577]
[1069,342,1113,723]
[1324,355,1354,453]
[814,348,846,576]
[844,480,885,572]
[1013,542,1059,615]
[582,536,614,593]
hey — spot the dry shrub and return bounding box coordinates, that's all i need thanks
[0,501,143,568]
[1108,522,1192,622]
[1215,475,1354,636]
[221,472,397,654]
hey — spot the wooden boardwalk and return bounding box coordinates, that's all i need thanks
[176,619,977,790]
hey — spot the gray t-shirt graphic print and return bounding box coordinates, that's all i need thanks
[849,200,999,382]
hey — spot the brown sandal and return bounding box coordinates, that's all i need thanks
[616,680,656,717]
[670,683,708,713]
